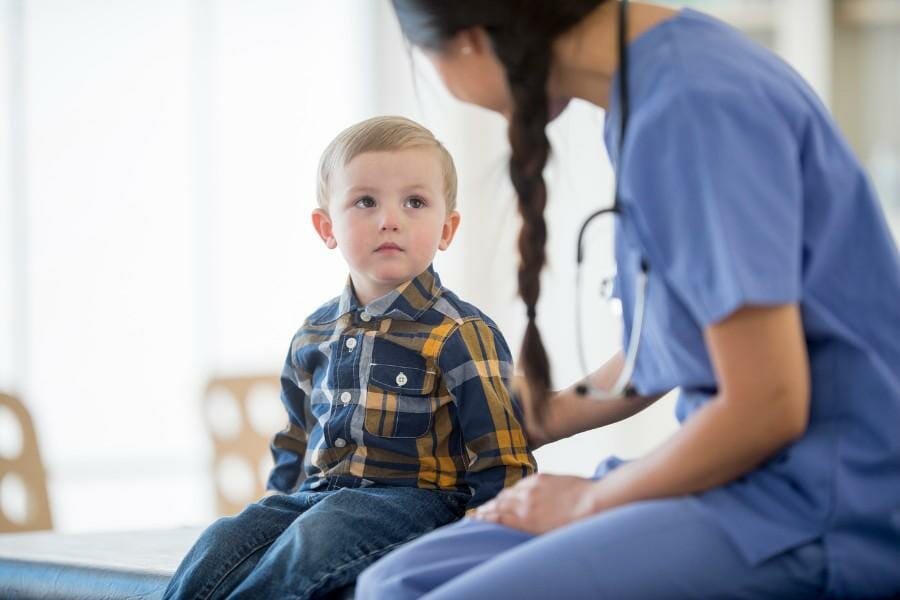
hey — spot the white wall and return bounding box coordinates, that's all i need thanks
[0,0,19,392]
[2,0,379,532]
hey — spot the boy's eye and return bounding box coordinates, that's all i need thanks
[405,197,425,209]
[354,195,376,208]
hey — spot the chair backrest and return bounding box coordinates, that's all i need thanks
[0,392,53,532]
[203,375,285,516]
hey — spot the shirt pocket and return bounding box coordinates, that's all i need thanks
[364,363,438,438]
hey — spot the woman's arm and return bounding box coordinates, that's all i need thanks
[522,351,665,448]
[477,304,810,533]
[585,304,809,510]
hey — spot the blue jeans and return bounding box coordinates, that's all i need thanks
[163,486,468,600]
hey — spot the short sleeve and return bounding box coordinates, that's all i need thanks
[622,88,803,326]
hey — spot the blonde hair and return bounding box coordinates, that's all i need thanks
[317,115,458,212]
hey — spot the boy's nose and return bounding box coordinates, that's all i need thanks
[379,208,401,231]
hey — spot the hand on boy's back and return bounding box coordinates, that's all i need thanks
[512,374,552,451]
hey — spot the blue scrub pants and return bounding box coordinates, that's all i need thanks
[357,497,827,599]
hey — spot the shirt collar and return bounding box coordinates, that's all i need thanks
[328,265,443,323]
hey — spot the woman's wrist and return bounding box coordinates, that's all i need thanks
[582,466,636,517]
[575,478,604,517]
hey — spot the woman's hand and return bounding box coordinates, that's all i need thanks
[471,473,599,534]
[512,374,554,449]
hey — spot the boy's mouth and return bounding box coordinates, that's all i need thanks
[375,242,403,253]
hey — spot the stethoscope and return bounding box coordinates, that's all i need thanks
[574,0,649,400]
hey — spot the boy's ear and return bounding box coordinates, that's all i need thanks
[438,211,461,251]
[311,208,337,249]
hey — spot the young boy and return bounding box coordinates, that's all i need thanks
[164,116,536,599]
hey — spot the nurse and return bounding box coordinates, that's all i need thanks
[357,1,900,598]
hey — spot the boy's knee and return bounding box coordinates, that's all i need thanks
[198,506,271,548]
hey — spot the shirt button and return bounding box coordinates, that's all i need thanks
[396,372,408,386]
[334,438,347,448]
[360,311,372,322]
[345,338,357,350]
[340,391,351,404]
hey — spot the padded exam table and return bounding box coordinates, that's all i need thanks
[0,527,201,599]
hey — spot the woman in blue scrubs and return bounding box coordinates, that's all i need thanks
[357,1,900,598]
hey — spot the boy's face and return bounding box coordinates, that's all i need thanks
[312,148,460,304]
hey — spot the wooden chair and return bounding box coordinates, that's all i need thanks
[0,392,53,533]
[203,375,285,516]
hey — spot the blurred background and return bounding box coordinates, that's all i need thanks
[0,0,898,534]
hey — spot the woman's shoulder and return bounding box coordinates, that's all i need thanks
[634,9,818,128]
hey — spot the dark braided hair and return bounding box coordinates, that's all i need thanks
[392,0,606,409]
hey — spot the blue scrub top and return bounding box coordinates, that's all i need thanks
[605,9,900,597]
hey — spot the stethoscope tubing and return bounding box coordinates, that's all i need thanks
[574,0,645,401]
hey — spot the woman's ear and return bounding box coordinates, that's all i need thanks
[311,208,337,249]
[450,26,492,57]
[427,27,512,118]
[438,210,461,251]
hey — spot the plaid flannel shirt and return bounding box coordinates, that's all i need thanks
[267,265,536,509]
